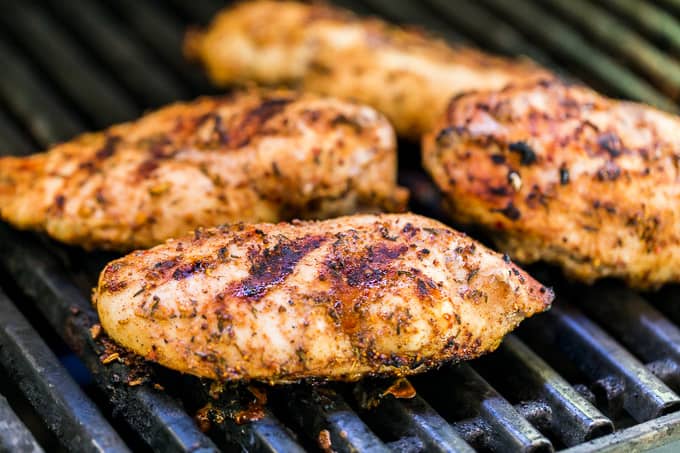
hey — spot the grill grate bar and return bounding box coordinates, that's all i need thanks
[227,412,306,453]
[522,303,680,423]
[0,226,220,453]
[478,0,677,111]
[545,0,680,99]
[0,394,45,453]
[0,289,130,453]
[364,391,476,453]
[658,0,680,14]
[240,414,307,453]
[164,0,225,24]
[188,381,306,453]
[0,3,137,128]
[476,335,613,447]
[0,38,83,144]
[44,0,190,108]
[359,0,468,43]
[423,0,558,68]
[0,109,36,157]
[205,404,306,453]
[110,0,216,94]
[562,410,680,453]
[274,385,391,452]
[327,0,375,16]
[577,286,680,390]
[599,0,680,56]
[438,364,553,452]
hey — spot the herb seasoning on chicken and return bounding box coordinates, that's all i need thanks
[184,0,551,140]
[424,78,680,289]
[94,213,552,382]
[0,89,407,250]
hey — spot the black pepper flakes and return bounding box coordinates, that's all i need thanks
[490,186,509,196]
[496,202,521,221]
[508,141,537,165]
[490,154,506,165]
[596,161,621,181]
[54,194,66,211]
[559,166,570,185]
[597,132,623,158]
[435,126,455,145]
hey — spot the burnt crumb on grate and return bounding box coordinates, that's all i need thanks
[91,322,156,388]
[318,429,333,453]
[195,385,267,431]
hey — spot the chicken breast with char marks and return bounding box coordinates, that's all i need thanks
[424,78,680,289]
[94,213,553,382]
[184,0,551,140]
[0,89,407,250]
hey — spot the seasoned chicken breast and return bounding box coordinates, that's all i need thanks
[94,213,553,382]
[423,78,680,289]
[0,90,407,251]
[184,0,551,139]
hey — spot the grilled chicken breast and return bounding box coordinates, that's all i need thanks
[184,0,551,139]
[0,90,407,251]
[424,78,680,288]
[94,213,552,382]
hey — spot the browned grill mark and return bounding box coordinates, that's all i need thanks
[326,243,409,288]
[137,160,159,179]
[230,234,326,300]
[320,237,439,366]
[195,113,229,147]
[172,260,207,280]
[144,258,181,282]
[148,135,175,159]
[103,279,128,293]
[95,135,121,160]
[224,98,294,149]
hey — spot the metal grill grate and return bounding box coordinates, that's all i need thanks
[1,1,680,451]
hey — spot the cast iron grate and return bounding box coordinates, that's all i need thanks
[1,1,680,451]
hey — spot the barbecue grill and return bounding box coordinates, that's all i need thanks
[2,1,680,451]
